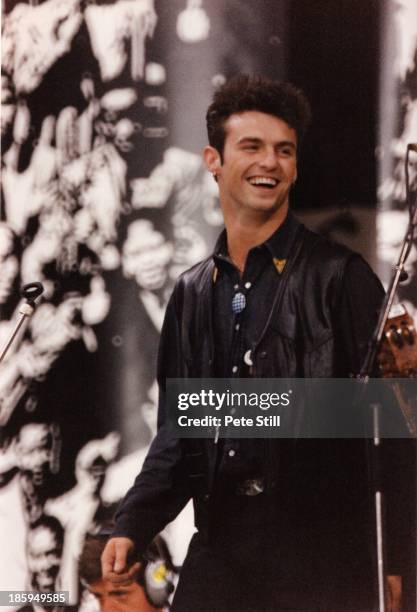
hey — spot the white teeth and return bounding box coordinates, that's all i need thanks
[248,176,277,186]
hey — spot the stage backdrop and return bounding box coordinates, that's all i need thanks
[1,1,416,609]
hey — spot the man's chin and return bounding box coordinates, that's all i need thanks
[35,580,55,593]
[245,198,287,215]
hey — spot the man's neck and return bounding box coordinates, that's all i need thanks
[224,204,288,274]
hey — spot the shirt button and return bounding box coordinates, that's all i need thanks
[235,323,240,331]
[260,351,268,359]
[203,493,210,502]
[232,365,238,373]
[244,281,251,289]
[234,284,239,290]
[228,449,236,457]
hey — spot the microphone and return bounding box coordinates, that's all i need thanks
[407,143,417,152]
[21,282,44,305]
[0,282,45,363]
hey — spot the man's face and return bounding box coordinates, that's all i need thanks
[27,527,62,593]
[17,424,53,487]
[122,221,173,291]
[205,110,297,220]
[88,578,161,612]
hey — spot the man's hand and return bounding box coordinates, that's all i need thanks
[101,536,140,584]
[387,575,402,612]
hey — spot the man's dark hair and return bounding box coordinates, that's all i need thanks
[28,515,64,549]
[79,536,108,585]
[206,74,312,157]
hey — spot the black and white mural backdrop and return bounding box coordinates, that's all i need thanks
[0,0,416,609]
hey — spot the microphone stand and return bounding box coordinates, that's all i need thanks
[0,282,44,363]
[360,146,417,612]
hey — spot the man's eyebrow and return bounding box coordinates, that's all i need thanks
[108,587,132,595]
[237,136,261,143]
[236,137,296,149]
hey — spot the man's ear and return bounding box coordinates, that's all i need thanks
[203,146,222,178]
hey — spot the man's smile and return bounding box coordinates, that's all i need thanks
[246,175,280,189]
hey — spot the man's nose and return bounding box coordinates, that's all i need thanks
[101,599,119,612]
[259,148,278,170]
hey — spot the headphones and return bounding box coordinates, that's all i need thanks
[139,536,175,608]
[142,558,174,608]
[92,526,175,608]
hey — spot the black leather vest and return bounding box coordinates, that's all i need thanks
[174,223,356,380]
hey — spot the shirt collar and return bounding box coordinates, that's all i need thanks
[213,212,300,267]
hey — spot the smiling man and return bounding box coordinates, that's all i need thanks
[100,75,401,611]
[17,516,73,612]
[204,110,297,277]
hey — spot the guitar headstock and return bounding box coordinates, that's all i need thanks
[378,305,417,377]
[378,305,417,436]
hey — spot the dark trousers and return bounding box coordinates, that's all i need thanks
[171,528,377,612]
[172,532,320,612]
